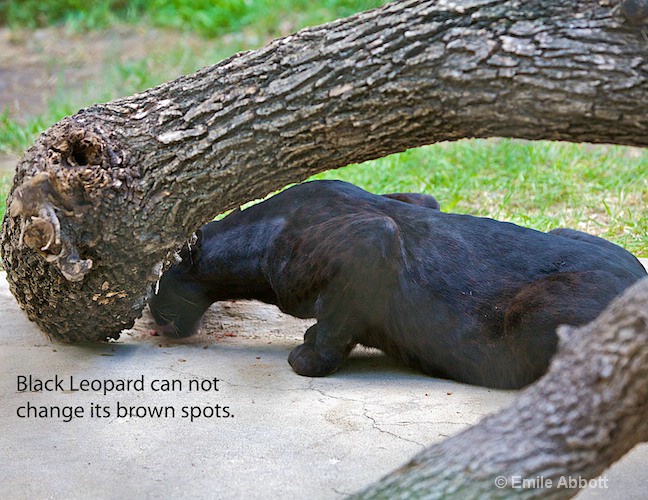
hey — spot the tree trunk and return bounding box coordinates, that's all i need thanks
[355,276,648,499]
[1,0,647,341]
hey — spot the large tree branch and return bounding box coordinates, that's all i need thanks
[356,276,648,499]
[2,0,647,341]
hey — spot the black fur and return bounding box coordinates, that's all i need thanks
[150,180,646,389]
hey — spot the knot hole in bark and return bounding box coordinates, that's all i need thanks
[52,127,105,169]
[70,137,101,167]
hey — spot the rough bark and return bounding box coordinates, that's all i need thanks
[2,0,648,341]
[356,276,648,499]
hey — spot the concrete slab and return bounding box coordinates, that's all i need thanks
[1,261,647,498]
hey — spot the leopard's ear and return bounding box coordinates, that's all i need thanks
[177,229,203,269]
[195,228,204,248]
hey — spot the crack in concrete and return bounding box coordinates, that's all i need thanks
[362,408,426,448]
[380,420,475,427]
[332,486,354,498]
[307,380,370,404]
[299,380,476,446]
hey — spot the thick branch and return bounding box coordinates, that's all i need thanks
[356,276,648,499]
[2,0,647,341]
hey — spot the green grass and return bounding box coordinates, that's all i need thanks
[1,0,389,37]
[0,1,143,30]
[0,1,390,153]
[311,141,648,256]
[0,173,11,222]
[0,37,256,153]
[145,0,387,38]
[1,111,47,153]
[0,1,646,256]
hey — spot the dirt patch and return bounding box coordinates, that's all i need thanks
[0,25,209,175]
[127,300,313,348]
[0,153,18,176]
[0,25,207,122]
